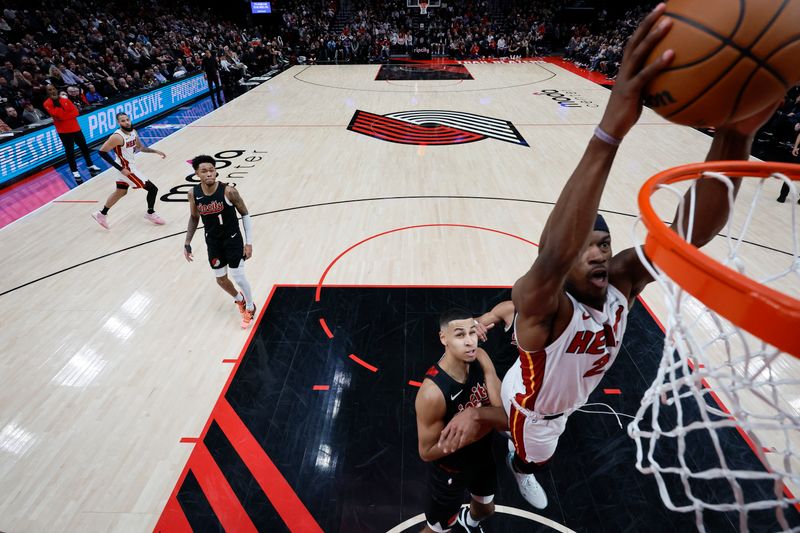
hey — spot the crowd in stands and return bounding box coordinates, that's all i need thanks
[564,5,651,79]
[0,0,660,133]
[1,0,798,172]
[0,0,291,132]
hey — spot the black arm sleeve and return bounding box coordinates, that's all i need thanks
[99,150,123,171]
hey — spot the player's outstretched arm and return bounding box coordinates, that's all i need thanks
[610,100,782,304]
[513,4,674,349]
[475,300,514,341]
[135,134,166,158]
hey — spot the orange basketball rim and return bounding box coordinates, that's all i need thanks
[638,160,800,356]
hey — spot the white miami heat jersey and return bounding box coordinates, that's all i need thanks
[113,128,138,168]
[501,284,629,416]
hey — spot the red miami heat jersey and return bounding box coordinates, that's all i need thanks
[501,284,628,416]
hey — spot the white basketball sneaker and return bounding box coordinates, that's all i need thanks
[507,451,548,509]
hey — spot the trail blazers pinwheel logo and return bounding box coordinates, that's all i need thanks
[347,109,529,147]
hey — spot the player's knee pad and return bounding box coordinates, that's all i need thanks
[116,182,129,190]
[228,265,247,285]
[144,180,158,192]
[213,267,228,279]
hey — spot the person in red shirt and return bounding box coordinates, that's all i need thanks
[43,84,100,184]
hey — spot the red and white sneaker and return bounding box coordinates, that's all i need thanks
[144,212,166,225]
[234,292,246,317]
[91,211,109,229]
[241,304,256,329]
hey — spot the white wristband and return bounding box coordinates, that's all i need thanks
[594,126,622,146]
[241,214,253,245]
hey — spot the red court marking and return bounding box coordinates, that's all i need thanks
[408,380,422,387]
[154,495,193,533]
[312,385,330,391]
[179,437,199,443]
[156,286,284,526]
[603,389,621,395]
[349,353,378,373]
[52,200,98,203]
[222,358,238,363]
[319,317,334,339]
[539,57,616,84]
[191,443,258,533]
[315,223,538,302]
[215,398,324,533]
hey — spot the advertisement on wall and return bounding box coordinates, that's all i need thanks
[0,73,208,186]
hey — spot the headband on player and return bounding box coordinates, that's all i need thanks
[594,214,610,234]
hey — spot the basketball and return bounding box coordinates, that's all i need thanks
[642,0,800,127]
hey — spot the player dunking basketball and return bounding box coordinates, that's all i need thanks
[438,3,783,510]
[415,309,507,533]
[184,155,257,329]
[92,112,166,229]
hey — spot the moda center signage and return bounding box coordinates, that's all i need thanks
[160,149,269,202]
[533,89,598,108]
[0,73,208,185]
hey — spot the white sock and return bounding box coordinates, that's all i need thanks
[229,266,254,309]
[234,292,244,302]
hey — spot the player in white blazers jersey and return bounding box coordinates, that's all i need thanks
[91,111,167,229]
[435,3,784,511]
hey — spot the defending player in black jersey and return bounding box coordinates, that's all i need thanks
[183,154,257,329]
[415,309,507,533]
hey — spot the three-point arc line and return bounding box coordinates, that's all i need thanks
[349,354,378,372]
[319,318,334,339]
[314,223,538,383]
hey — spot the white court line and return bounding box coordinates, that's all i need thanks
[385,504,577,533]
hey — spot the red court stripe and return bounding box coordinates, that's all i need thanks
[191,443,258,533]
[222,358,238,363]
[319,318,334,339]
[349,353,378,372]
[315,224,538,301]
[214,398,324,532]
[52,200,99,203]
[312,385,330,391]
[180,437,199,443]
[408,380,422,387]
[603,389,621,395]
[153,495,193,533]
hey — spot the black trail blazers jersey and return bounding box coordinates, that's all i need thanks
[425,359,492,471]
[193,183,241,241]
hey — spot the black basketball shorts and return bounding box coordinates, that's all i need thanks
[206,232,244,270]
[425,457,497,530]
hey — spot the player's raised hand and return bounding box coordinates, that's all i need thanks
[718,98,782,138]
[474,319,494,342]
[598,3,674,140]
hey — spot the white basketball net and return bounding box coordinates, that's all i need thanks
[628,170,800,532]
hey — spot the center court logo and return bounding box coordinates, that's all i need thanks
[347,109,529,147]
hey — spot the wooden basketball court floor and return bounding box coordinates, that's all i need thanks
[1,61,798,532]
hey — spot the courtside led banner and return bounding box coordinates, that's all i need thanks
[0,73,208,185]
